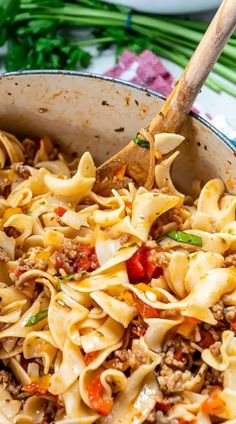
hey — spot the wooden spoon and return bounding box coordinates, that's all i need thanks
[94,0,236,194]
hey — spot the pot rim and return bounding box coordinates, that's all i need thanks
[1,69,235,152]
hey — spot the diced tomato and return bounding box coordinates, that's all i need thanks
[22,382,62,408]
[84,351,98,365]
[174,351,183,361]
[8,267,22,277]
[202,391,226,415]
[126,244,163,283]
[131,317,148,337]
[22,382,47,396]
[88,376,113,416]
[127,248,146,282]
[76,245,99,272]
[55,244,99,274]
[231,321,236,331]
[54,206,67,217]
[198,331,215,349]
[156,402,171,413]
[136,298,160,319]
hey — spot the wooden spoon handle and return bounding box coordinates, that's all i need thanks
[149,0,236,135]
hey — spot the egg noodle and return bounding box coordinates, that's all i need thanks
[0,130,236,424]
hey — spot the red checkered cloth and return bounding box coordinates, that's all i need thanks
[105,50,174,97]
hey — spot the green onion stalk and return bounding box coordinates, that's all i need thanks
[1,0,236,96]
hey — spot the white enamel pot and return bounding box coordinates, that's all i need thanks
[0,71,235,195]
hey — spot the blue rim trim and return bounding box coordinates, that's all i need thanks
[1,69,235,152]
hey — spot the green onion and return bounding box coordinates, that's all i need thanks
[1,0,236,96]
[59,273,76,281]
[167,231,203,247]
[25,310,48,327]
[134,134,150,149]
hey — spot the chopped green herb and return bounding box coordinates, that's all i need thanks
[59,273,76,281]
[55,279,61,291]
[167,231,203,247]
[133,134,150,149]
[25,310,48,327]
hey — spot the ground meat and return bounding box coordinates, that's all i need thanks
[145,241,169,269]
[224,253,236,267]
[145,410,179,424]
[202,324,221,342]
[22,138,38,165]
[209,341,222,356]
[167,208,183,227]
[43,400,57,423]
[131,318,148,338]
[0,247,10,262]
[148,248,169,270]
[225,307,236,323]
[161,350,186,371]
[163,336,195,356]
[55,241,99,275]
[151,207,184,239]
[111,342,147,371]
[0,369,21,397]
[11,162,31,179]
[55,241,79,274]
[35,259,48,271]
[204,368,224,386]
[211,301,225,321]
[10,257,48,284]
[9,262,32,283]
[119,233,130,245]
[157,365,191,394]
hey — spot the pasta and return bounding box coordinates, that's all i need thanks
[0,129,235,424]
